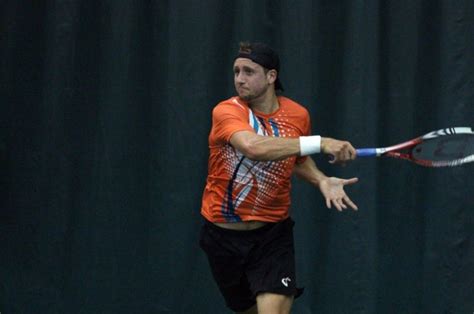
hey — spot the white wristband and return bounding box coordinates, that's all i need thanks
[299,135,321,156]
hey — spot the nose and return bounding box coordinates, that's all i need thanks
[235,72,245,84]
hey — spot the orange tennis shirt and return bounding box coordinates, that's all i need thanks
[201,96,311,223]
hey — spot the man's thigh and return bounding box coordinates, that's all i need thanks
[256,292,294,314]
[200,222,257,311]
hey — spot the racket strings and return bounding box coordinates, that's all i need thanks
[428,154,474,167]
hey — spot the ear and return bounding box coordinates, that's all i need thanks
[266,69,278,85]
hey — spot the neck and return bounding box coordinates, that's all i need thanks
[248,90,279,114]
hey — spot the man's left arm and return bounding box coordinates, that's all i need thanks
[292,157,359,211]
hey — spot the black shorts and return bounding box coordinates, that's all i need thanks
[199,218,303,312]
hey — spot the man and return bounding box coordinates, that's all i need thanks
[199,42,358,314]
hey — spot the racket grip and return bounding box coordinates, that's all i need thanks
[356,148,377,157]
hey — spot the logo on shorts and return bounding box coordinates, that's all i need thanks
[281,277,291,287]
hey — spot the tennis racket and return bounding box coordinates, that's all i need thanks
[356,127,474,167]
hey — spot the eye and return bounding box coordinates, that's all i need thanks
[245,69,253,74]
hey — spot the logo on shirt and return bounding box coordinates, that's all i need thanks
[281,277,291,287]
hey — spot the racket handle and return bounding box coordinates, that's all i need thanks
[356,148,377,157]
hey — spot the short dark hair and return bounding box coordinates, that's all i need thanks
[238,41,252,54]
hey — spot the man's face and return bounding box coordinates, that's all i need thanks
[233,58,273,101]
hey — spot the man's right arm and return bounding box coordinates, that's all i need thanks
[229,130,356,163]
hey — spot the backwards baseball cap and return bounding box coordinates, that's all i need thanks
[235,42,284,91]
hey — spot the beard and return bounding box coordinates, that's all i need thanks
[237,85,268,102]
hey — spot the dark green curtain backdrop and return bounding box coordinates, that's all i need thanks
[1,1,473,313]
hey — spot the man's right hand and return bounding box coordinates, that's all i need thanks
[321,137,357,165]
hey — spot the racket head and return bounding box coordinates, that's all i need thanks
[409,127,474,167]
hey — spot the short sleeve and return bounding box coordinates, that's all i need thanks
[210,102,254,145]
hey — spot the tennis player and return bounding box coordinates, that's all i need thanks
[200,42,359,314]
